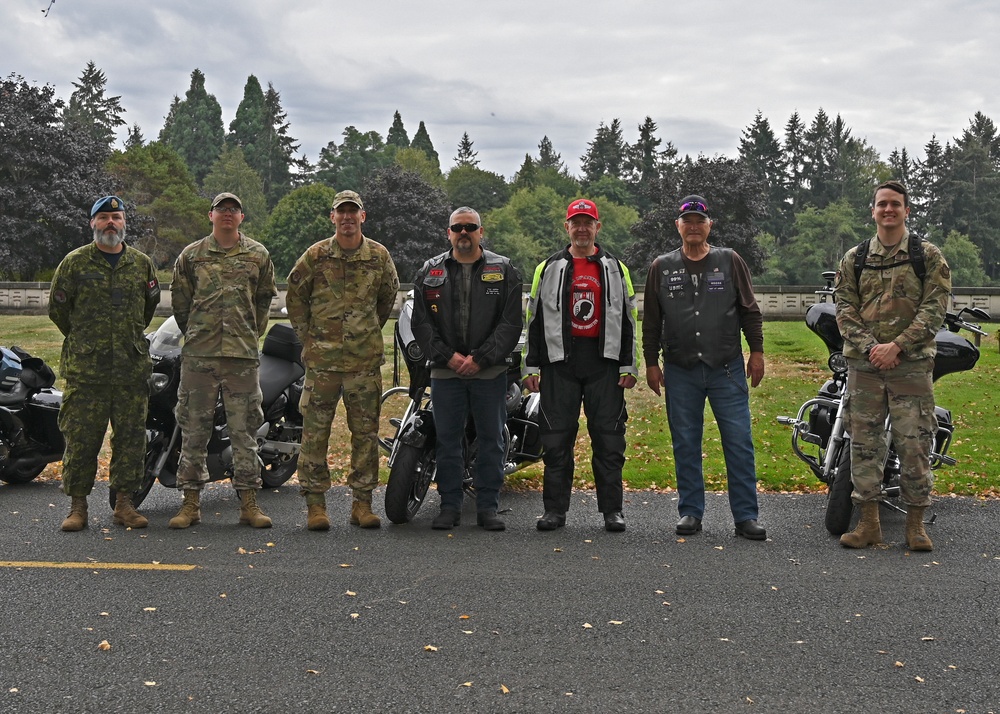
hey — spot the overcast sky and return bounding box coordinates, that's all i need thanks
[4,0,998,179]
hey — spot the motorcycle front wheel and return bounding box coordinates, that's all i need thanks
[384,443,435,524]
[825,441,856,535]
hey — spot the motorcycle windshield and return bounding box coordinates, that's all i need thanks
[148,316,184,353]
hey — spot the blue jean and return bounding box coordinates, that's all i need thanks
[431,373,508,512]
[662,356,759,522]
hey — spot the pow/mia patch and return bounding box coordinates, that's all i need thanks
[289,270,301,284]
[481,273,504,282]
[53,289,67,304]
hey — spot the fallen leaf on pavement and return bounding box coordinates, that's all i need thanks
[98,640,111,651]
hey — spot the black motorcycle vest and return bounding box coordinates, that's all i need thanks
[655,247,741,369]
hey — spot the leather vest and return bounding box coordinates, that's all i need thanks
[655,247,741,369]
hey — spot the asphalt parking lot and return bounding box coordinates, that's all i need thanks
[2,481,998,713]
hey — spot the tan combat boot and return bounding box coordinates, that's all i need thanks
[305,493,330,531]
[61,496,89,532]
[905,506,933,551]
[113,491,149,529]
[840,501,882,548]
[169,490,201,529]
[350,500,381,528]
[239,489,272,528]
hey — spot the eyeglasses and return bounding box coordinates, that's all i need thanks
[679,201,708,214]
[450,223,480,234]
[213,206,242,215]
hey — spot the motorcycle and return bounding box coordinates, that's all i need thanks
[377,293,544,524]
[110,316,306,508]
[0,346,64,484]
[777,271,990,534]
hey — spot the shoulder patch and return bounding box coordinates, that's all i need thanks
[289,270,301,284]
[429,268,445,277]
[53,289,67,304]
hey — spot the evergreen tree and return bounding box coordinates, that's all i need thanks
[454,132,479,167]
[783,111,807,213]
[260,82,303,206]
[125,123,145,151]
[887,147,914,188]
[159,95,180,142]
[512,154,537,191]
[911,135,949,237]
[940,113,1000,279]
[227,75,268,180]
[624,116,677,212]
[62,61,127,154]
[203,144,268,228]
[739,111,790,242]
[536,136,564,172]
[801,108,835,208]
[159,68,225,185]
[580,119,626,184]
[410,121,440,172]
[386,110,410,149]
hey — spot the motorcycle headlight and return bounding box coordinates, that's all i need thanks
[828,352,848,375]
[405,341,424,361]
[149,372,170,394]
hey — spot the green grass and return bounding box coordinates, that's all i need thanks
[4,315,998,496]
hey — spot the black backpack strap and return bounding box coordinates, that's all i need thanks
[853,239,869,284]
[854,235,926,283]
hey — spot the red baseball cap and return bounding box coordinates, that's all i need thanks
[566,198,599,221]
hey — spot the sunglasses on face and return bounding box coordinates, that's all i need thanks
[450,223,480,234]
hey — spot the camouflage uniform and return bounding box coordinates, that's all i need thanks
[834,230,951,506]
[171,232,277,491]
[285,235,398,500]
[48,243,160,496]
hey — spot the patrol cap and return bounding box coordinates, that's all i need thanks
[332,190,364,211]
[90,196,126,217]
[212,192,243,210]
[678,195,710,219]
[566,198,599,221]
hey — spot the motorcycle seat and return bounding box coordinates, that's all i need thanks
[259,353,305,407]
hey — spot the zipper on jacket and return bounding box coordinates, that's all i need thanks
[555,266,565,311]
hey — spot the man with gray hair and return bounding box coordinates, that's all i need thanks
[411,207,523,530]
[49,195,160,531]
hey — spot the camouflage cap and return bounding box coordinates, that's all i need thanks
[90,196,126,217]
[332,190,364,211]
[211,192,243,210]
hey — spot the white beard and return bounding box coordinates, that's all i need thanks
[94,226,125,249]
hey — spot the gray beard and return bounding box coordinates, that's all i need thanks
[94,226,125,249]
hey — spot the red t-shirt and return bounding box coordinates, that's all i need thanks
[571,257,602,337]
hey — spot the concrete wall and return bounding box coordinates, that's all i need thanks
[3,282,998,320]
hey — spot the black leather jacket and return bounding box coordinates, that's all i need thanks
[411,249,522,370]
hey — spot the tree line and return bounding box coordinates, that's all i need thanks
[2,64,997,287]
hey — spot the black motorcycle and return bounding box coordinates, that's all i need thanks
[110,317,306,508]
[377,294,543,524]
[777,271,990,534]
[0,346,64,485]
